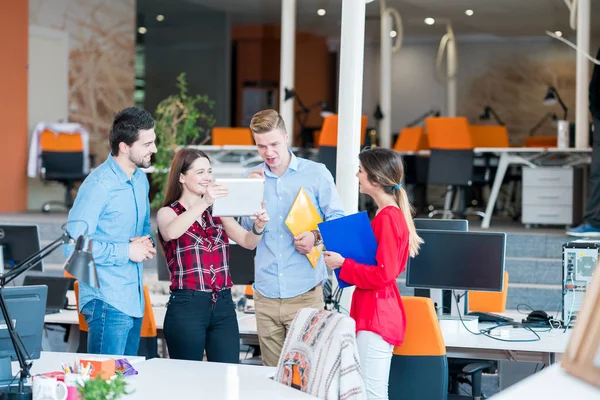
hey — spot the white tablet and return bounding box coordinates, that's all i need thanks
[211,178,265,217]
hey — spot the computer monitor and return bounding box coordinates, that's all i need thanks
[0,225,44,272]
[229,243,255,286]
[0,285,47,385]
[414,218,468,232]
[23,275,70,314]
[406,230,506,292]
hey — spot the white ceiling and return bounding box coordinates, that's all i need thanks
[172,0,600,39]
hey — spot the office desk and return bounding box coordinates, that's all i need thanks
[474,147,591,228]
[491,364,600,399]
[124,358,316,399]
[236,314,570,366]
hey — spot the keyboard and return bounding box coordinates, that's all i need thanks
[467,312,514,324]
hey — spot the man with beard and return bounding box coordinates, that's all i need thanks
[65,106,157,355]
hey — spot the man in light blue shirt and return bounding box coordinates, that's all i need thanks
[65,107,157,356]
[243,109,345,366]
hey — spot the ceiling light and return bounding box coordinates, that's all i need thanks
[424,18,435,25]
[390,30,397,38]
[555,30,563,37]
[317,9,326,16]
[137,27,147,34]
[156,14,165,22]
[465,9,474,16]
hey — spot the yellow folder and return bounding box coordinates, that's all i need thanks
[285,188,324,268]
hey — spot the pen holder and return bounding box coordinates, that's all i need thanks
[64,373,89,400]
[79,358,115,379]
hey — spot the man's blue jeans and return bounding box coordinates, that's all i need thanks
[80,299,142,356]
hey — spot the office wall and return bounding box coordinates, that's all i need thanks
[30,0,136,157]
[0,1,28,212]
[365,36,600,145]
[232,26,333,141]
[143,5,231,130]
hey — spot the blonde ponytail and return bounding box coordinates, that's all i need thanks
[396,188,423,257]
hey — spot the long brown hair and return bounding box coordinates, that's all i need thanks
[161,148,210,209]
[358,148,423,257]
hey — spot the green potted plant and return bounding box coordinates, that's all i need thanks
[78,374,131,400]
[150,72,216,210]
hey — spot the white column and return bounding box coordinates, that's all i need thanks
[446,26,457,117]
[279,0,296,146]
[334,0,366,314]
[379,11,392,148]
[337,0,366,214]
[575,0,590,148]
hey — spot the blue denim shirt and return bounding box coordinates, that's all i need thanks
[242,152,345,299]
[64,154,151,318]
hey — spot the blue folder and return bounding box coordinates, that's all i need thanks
[318,211,378,288]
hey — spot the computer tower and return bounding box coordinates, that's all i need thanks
[561,241,600,328]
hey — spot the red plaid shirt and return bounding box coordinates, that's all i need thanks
[161,201,232,301]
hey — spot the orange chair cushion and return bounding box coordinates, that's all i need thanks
[470,125,510,148]
[468,271,509,313]
[425,117,473,150]
[318,115,368,147]
[393,127,429,152]
[40,130,83,152]
[212,127,254,146]
[393,297,446,356]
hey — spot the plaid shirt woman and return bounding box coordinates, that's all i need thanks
[157,148,269,364]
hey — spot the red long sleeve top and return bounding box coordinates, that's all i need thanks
[338,206,409,346]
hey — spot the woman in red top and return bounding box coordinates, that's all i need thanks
[323,147,422,399]
[157,148,269,363]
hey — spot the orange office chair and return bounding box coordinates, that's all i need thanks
[211,127,254,146]
[317,114,368,181]
[38,128,90,212]
[467,271,510,314]
[389,297,491,400]
[394,126,430,213]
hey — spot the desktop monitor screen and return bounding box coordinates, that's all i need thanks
[414,218,468,232]
[406,230,506,292]
[229,243,255,286]
[0,225,44,272]
[0,285,47,363]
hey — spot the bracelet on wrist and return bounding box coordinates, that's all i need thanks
[252,224,265,235]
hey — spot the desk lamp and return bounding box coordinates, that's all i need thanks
[285,88,331,147]
[0,221,98,400]
[479,106,506,126]
[543,86,569,148]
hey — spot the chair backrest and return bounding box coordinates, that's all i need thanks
[425,117,473,150]
[524,136,557,148]
[141,286,157,338]
[318,114,368,147]
[389,296,448,400]
[393,127,429,152]
[470,125,510,148]
[468,271,509,313]
[211,127,254,146]
[73,281,88,333]
[40,130,85,175]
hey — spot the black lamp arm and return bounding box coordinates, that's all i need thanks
[406,109,440,127]
[0,233,71,286]
[488,108,506,126]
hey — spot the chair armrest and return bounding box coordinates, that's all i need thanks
[462,361,495,375]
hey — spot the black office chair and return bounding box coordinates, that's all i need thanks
[38,130,91,212]
[427,149,486,220]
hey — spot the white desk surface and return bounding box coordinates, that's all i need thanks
[124,358,316,399]
[13,351,145,376]
[491,364,600,399]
